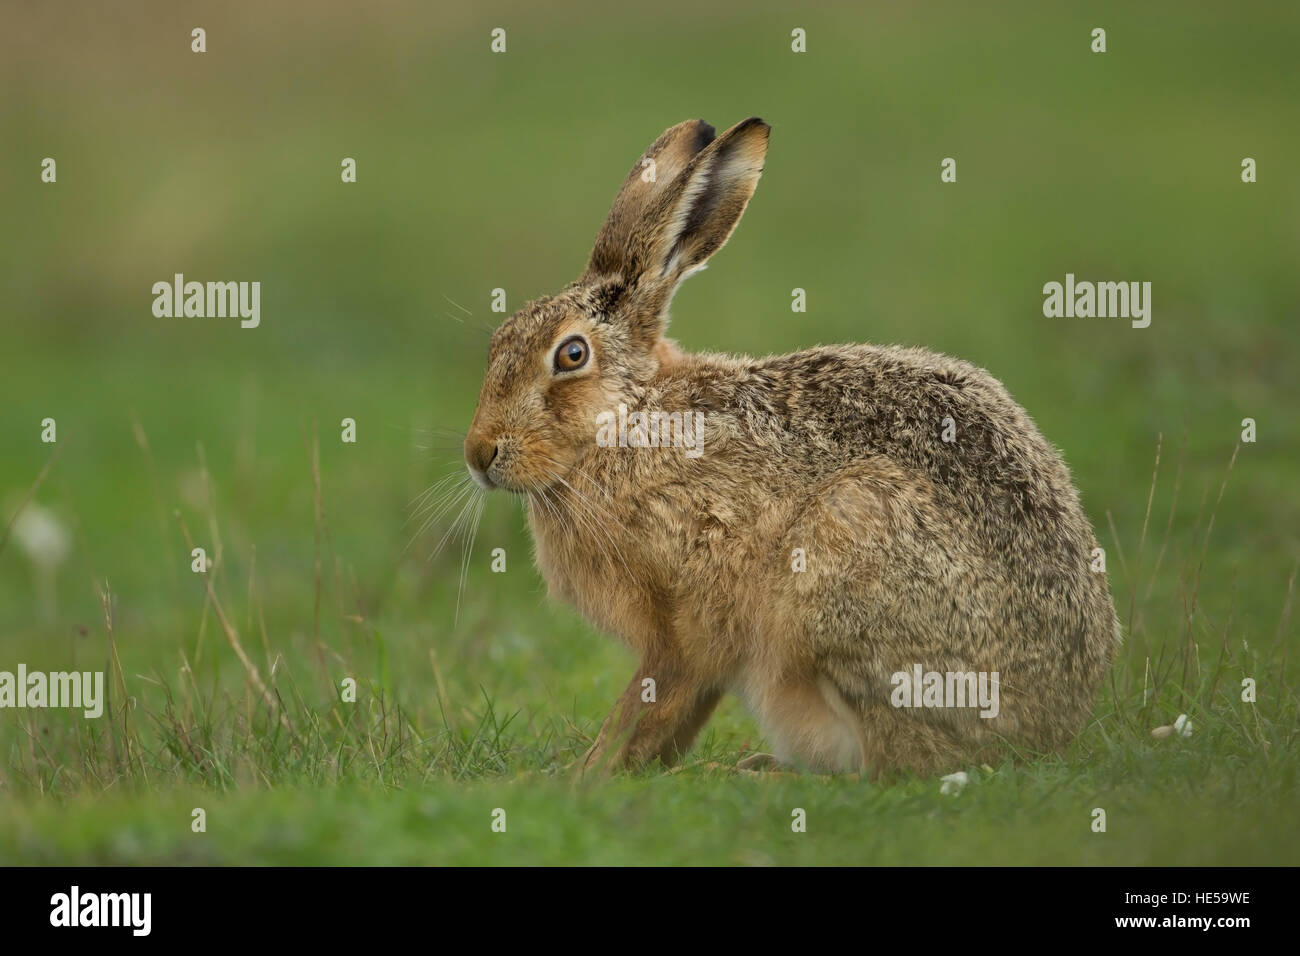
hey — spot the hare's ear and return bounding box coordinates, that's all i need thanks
[587,119,717,277]
[624,117,769,326]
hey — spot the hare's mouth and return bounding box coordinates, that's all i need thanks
[466,461,537,496]
[466,463,496,492]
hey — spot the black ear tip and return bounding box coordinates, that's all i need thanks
[737,116,770,138]
[692,120,717,150]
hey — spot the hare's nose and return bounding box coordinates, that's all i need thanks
[465,435,499,474]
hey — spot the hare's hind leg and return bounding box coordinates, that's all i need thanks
[738,672,869,773]
[856,697,987,778]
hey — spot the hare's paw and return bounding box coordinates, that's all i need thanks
[736,752,786,773]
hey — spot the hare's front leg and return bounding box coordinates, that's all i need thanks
[579,663,721,776]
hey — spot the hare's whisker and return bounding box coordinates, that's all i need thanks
[404,479,475,557]
[530,461,633,579]
[408,468,468,511]
[408,478,475,535]
[454,492,485,624]
[429,486,481,559]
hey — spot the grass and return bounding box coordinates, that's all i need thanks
[1,419,1295,864]
[1,0,1297,864]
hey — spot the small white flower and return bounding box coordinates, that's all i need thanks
[12,503,71,569]
[939,771,969,795]
[9,502,71,624]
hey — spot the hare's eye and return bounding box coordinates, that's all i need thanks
[553,335,590,373]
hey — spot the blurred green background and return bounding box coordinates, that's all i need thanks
[0,1,1296,864]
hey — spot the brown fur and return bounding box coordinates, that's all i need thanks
[464,117,1119,777]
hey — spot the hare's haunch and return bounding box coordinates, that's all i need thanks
[465,118,1119,776]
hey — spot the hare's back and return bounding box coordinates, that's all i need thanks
[764,344,1094,564]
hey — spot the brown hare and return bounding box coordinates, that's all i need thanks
[464,117,1119,777]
